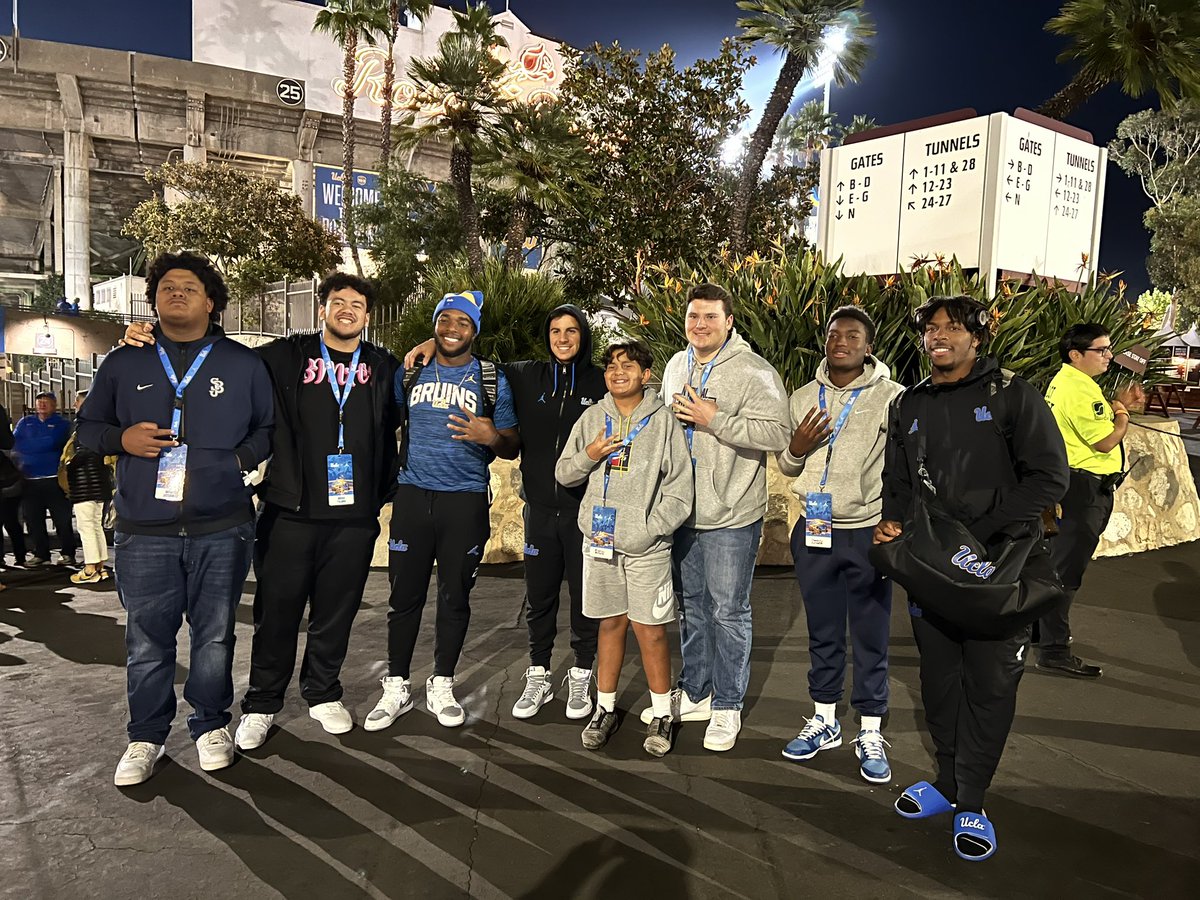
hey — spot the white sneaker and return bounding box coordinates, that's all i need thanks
[703,709,742,752]
[196,727,235,771]
[234,713,274,750]
[564,667,594,720]
[365,676,413,732]
[512,666,553,719]
[309,700,354,734]
[426,675,465,727]
[113,741,164,786]
[640,688,712,724]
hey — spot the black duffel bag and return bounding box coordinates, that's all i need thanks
[869,395,1063,639]
[870,491,1063,639]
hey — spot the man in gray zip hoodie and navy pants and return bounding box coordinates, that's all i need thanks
[648,283,791,752]
[777,307,903,783]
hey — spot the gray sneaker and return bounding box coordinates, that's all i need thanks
[512,666,553,719]
[564,667,594,720]
[581,707,618,751]
[644,715,674,758]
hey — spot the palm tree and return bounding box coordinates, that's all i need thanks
[790,98,837,165]
[477,101,589,270]
[397,2,507,278]
[837,112,877,141]
[729,0,872,254]
[313,0,391,276]
[380,1,432,174]
[1038,0,1200,121]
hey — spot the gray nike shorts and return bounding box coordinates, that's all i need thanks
[582,545,676,625]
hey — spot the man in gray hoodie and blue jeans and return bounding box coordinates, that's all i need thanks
[777,307,903,783]
[642,283,791,752]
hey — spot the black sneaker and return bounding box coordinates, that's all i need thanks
[1037,654,1102,678]
[581,708,618,751]
[643,715,674,758]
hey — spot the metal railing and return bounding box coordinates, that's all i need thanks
[6,353,106,414]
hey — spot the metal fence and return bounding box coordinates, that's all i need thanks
[6,353,106,415]
[225,278,320,337]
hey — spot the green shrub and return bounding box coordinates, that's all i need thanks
[372,259,568,364]
[625,247,1164,393]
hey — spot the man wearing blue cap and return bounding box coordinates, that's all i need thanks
[367,291,520,730]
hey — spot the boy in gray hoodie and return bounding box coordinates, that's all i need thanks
[643,283,791,753]
[777,306,904,784]
[556,341,694,757]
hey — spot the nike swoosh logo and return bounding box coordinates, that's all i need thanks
[652,587,674,619]
[137,384,153,391]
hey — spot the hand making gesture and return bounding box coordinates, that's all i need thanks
[448,405,500,447]
[673,384,719,428]
[586,427,625,462]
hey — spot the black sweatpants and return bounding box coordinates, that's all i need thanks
[910,601,1033,811]
[1042,469,1113,655]
[387,485,490,679]
[523,502,597,671]
[241,507,379,714]
[22,477,76,561]
[0,492,26,566]
[791,520,892,716]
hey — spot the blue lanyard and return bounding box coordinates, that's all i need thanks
[156,343,214,438]
[319,336,362,453]
[817,384,864,490]
[602,413,652,503]
[683,345,719,454]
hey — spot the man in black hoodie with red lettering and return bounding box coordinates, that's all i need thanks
[406,304,606,720]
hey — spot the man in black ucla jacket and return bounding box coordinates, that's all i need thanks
[78,252,273,787]
[875,295,1067,862]
[122,272,400,750]
[407,304,606,721]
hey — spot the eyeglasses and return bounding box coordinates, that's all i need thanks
[1083,346,1114,357]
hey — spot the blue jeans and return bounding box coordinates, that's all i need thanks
[114,522,254,744]
[673,520,762,710]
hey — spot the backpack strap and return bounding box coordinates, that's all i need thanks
[987,368,1016,443]
[478,359,498,419]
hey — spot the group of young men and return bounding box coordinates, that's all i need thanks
[84,252,1131,864]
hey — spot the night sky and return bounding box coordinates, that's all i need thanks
[4,0,1154,294]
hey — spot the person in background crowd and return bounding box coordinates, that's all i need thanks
[62,391,115,584]
[0,401,24,576]
[13,392,75,566]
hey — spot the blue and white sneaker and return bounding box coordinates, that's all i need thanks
[782,715,842,761]
[853,729,892,783]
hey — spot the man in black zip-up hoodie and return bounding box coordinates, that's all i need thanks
[875,295,1068,862]
[406,303,606,720]
[122,272,400,751]
[78,252,274,787]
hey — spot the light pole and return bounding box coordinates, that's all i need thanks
[803,25,848,245]
[814,25,848,116]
